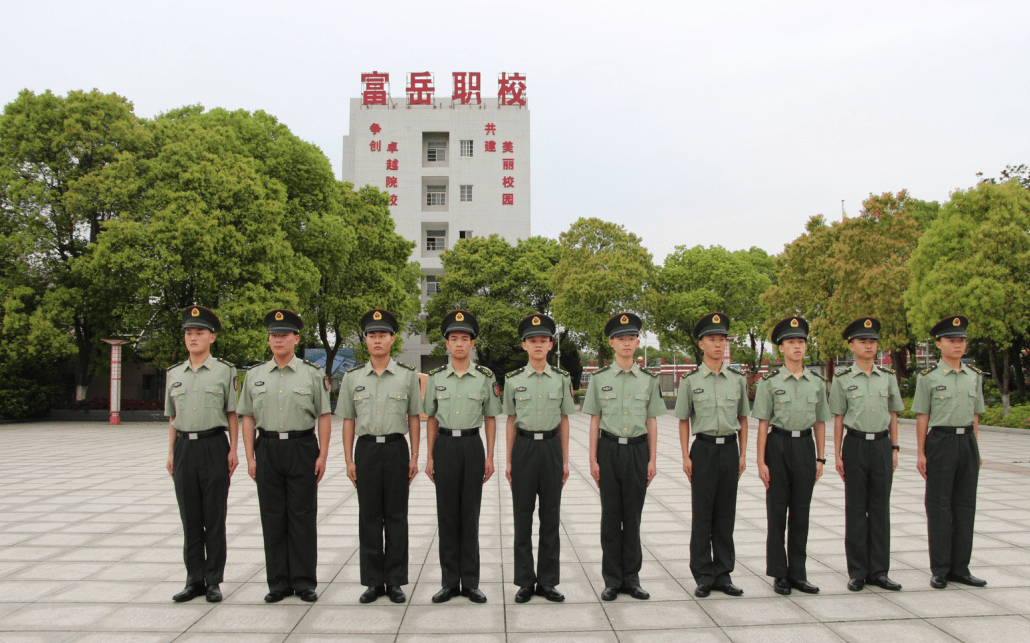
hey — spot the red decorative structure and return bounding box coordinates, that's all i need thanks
[102,339,133,425]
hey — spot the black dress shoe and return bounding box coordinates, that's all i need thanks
[462,587,487,603]
[774,578,792,595]
[172,584,205,602]
[600,586,619,601]
[205,585,222,603]
[386,585,406,603]
[947,573,987,587]
[298,588,318,602]
[930,575,948,589]
[790,579,820,594]
[695,584,711,598]
[264,588,294,603]
[713,582,743,596]
[432,587,460,603]
[535,585,565,602]
[515,585,535,603]
[622,585,650,600]
[847,578,865,592]
[867,575,902,591]
[359,585,385,603]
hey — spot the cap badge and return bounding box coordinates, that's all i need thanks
[790,318,799,327]
[620,315,629,324]
[863,319,872,328]
[373,311,382,321]
[191,308,200,317]
[712,314,721,324]
[532,316,541,326]
[953,317,961,326]
[455,312,465,322]
[274,311,284,321]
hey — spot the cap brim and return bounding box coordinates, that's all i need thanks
[363,323,395,334]
[609,329,639,338]
[183,321,216,331]
[848,332,878,340]
[935,330,968,338]
[444,323,477,337]
[521,329,554,339]
[697,328,728,339]
[775,331,807,342]
[267,325,299,334]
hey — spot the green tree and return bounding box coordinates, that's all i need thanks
[551,218,655,364]
[906,179,1030,415]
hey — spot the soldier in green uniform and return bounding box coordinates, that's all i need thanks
[504,313,575,603]
[752,316,829,596]
[338,309,423,604]
[424,310,501,604]
[239,309,332,603]
[829,316,905,592]
[582,312,665,602]
[675,312,750,598]
[913,315,987,589]
[165,305,238,604]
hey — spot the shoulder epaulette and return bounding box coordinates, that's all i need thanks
[397,362,416,371]
[640,366,659,378]
[808,369,826,382]
[877,365,895,375]
[920,363,938,376]
[167,359,188,371]
[214,356,235,368]
[685,368,700,378]
[834,367,850,377]
[475,364,493,377]
[593,365,611,375]
[762,367,781,381]
[506,366,526,378]
[428,365,446,376]
[346,363,363,373]
[555,366,570,377]
[969,364,984,375]
[727,366,745,377]
[302,359,324,372]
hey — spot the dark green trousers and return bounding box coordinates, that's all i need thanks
[689,437,739,586]
[255,433,319,592]
[764,430,816,580]
[511,433,563,588]
[598,437,647,589]
[925,429,980,577]
[433,432,485,589]
[173,432,229,587]
[356,437,409,587]
[842,434,893,580]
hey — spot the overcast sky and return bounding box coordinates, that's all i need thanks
[3,0,1026,264]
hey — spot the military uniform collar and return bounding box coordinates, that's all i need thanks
[365,358,397,375]
[612,362,640,376]
[445,361,480,378]
[849,362,879,376]
[183,354,215,372]
[699,362,727,378]
[937,359,970,376]
[269,355,300,371]
[527,363,554,377]
[781,368,810,381]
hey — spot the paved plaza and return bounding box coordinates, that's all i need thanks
[2,412,1030,642]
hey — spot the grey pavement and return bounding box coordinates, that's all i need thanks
[2,412,1030,642]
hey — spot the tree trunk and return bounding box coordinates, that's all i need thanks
[986,340,1010,416]
[825,358,836,383]
[1010,342,1027,397]
[1003,350,1011,416]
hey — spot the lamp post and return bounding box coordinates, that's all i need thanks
[101,339,134,425]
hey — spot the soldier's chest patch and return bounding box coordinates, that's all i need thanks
[436,386,447,391]
[254,381,264,387]
[602,386,613,391]
[172,382,182,387]
[693,388,704,394]
[847,385,858,391]
[935,385,947,391]
[775,390,786,395]
[354,386,365,392]
[516,386,527,392]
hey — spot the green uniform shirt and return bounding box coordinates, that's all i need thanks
[503,363,576,431]
[673,363,750,436]
[911,360,985,426]
[424,362,503,429]
[237,356,330,431]
[164,355,238,432]
[828,363,905,432]
[581,363,665,438]
[336,358,423,436]
[751,367,831,430]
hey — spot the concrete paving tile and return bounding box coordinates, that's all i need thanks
[796,593,917,621]
[722,623,845,643]
[397,635,506,643]
[11,562,111,581]
[506,602,611,632]
[604,600,715,629]
[398,603,505,633]
[92,603,214,631]
[173,634,286,643]
[189,604,310,632]
[66,634,177,643]
[698,596,816,626]
[617,628,730,643]
[0,580,70,602]
[88,562,183,582]
[0,602,117,629]
[293,604,404,634]
[507,633,617,643]
[0,633,76,643]
[46,581,153,603]
[885,589,1012,618]
[826,619,960,642]
[928,615,1030,643]
[283,635,394,643]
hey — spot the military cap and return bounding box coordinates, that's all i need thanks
[361,309,398,335]
[930,315,968,339]
[182,305,221,332]
[842,316,880,341]
[694,311,730,340]
[441,309,479,338]
[605,312,642,338]
[771,316,808,344]
[264,309,302,334]
[519,313,556,340]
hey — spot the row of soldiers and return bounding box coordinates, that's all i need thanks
[164,305,986,605]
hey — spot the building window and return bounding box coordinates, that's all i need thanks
[460,185,473,202]
[460,140,473,157]
[426,229,446,251]
[427,140,446,162]
[426,185,446,206]
[459,230,473,240]
[426,275,441,294]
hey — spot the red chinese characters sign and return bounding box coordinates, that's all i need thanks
[498,72,526,106]
[362,71,527,107]
[406,72,434,105]
[452,72,481,104]
[361,72,390,106]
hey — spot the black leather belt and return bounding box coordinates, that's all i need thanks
[600,431,647,445]
[846,428,889,440]
[176,427,226,440]
[257,427,314,440]
[932,425,974,435]
[771,426,812,438]
[358,432,405,443]
[517,427,559,440]
[694,432,737,445]
[438,427,480,438]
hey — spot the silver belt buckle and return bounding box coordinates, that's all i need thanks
[534,433,544,440]
[452,430,461,438]
[715,437,726,444]
[279,433,289,440]
[188,433,199,441]
[376,436,386,443]
[865,433,875,440]
[956,427,965,435]
[618,437,628,445]
[791,431,801,438]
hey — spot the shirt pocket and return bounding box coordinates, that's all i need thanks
[204,385,223,409]
[694,393,714,410]
[387,391,409,414]
[352,390,371,413]
[251,386,268,410]
[632,393,649,414]
[170,389,187,410]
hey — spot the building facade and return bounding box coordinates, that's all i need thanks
[341,72,531,370]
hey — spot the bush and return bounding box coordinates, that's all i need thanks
[573,389,585,405]
[62,397,163,411]
[0,383,53,420]
[979,404,1030,429]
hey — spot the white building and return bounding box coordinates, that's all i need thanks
[341,72,531,370]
